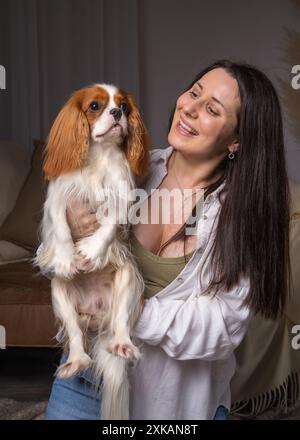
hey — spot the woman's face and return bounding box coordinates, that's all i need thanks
[168,68,240,159]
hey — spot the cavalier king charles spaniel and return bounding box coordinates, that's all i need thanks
[35,84,149,419]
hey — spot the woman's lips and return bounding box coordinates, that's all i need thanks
[175,120,198,137]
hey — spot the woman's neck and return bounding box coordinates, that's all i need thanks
[168,148,225,190]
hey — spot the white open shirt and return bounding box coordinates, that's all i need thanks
[129,146,252,420]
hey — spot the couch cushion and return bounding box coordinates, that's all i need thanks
[0,261,57,347]
[0,140,47,251]
[0,261,51,305]
[0,140,31,227]
[0,240,32,265]
[288,179,300,323]
[289,179,300,219]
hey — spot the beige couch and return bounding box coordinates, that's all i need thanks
[288,179,300,324]
[0,139,57,347]
[0,139,299,348]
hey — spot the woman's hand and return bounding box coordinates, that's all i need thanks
[66,199,100,242]
[66,200,101,272]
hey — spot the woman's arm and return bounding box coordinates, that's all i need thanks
[133,276,252,361]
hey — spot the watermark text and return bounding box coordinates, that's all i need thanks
[291,325,300,350]
[291,65,300,90]
[0,65,6,90]
[94,183,205,235]
[0,325,6,349]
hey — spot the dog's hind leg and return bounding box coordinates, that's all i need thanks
[107,261,143,361]
[52,277,92,379]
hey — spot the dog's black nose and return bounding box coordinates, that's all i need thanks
[110,108,122,122]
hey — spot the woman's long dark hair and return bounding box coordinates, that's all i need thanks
[165,59,292,320]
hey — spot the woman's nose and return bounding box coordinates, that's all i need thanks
[182,101,198,119]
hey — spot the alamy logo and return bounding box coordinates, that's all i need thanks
[0,65,6,90]
[291,65,300,90]
[0,325,6,349]
[291,325,300,350]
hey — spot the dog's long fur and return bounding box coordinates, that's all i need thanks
[35,84,149,419]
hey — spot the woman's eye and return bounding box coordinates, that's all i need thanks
[120,101,129,114]
[89,101,101,112]
[189,91,198,98]
[207,106,218,116]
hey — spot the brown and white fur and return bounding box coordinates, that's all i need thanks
[35,84,149,419]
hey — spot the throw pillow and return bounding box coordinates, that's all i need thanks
[0,140,31,227]
[0,139,47,251]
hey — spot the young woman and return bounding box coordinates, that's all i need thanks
[45,60,291,420]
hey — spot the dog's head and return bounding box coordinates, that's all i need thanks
[43,84,149,180]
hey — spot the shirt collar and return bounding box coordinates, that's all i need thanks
[158,145,226,202]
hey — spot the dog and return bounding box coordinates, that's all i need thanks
[35,83,149,419]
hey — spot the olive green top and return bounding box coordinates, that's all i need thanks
[130,232,195,299]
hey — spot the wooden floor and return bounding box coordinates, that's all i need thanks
[0,347,61,402]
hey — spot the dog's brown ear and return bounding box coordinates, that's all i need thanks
[43,90,90,180]
[123,95,150,179]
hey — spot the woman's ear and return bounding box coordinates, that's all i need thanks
[43,90,90,180]
[123,95,150,178]
[228,138,239,154]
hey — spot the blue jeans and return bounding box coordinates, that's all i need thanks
[45,354,228,420]
[46,353,102,420]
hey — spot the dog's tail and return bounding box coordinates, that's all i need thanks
[92,340,130,420]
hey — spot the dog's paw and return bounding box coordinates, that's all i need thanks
[55,353,92,379]
[108,340,141,361]
[53,257,77,279]
[74,254,94,272]
[75,237,106,272]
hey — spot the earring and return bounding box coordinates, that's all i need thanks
[228,152,235,159]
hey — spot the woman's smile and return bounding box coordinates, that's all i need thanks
[175,118,199,137]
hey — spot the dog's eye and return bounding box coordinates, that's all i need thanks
[89,101,101,112]
[120,101,129,114]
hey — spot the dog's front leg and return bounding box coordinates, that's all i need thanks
[52,277,92,379]
[75,191,129,272]
[75,223,117,272]
[42,195,77,279]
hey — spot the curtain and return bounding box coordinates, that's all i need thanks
[0,0,142,152]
